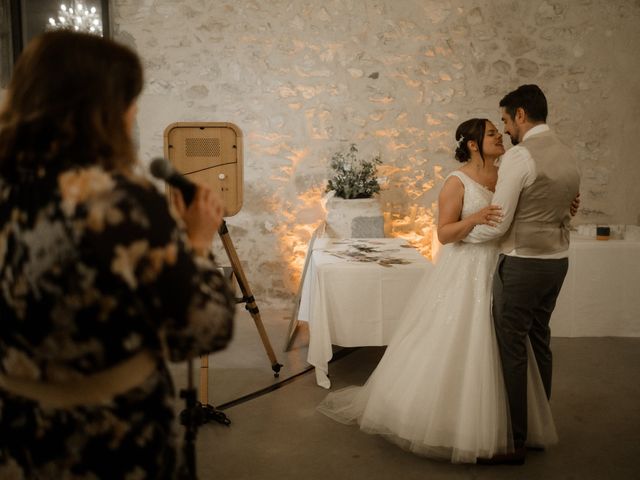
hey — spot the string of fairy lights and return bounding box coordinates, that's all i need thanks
[47,2,103,36]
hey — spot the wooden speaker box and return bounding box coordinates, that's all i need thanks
[163,122,243,216]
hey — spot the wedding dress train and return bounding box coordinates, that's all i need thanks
[317,171,558,463]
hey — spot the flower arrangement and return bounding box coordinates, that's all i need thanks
[326,144,382,199]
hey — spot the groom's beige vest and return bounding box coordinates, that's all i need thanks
[501,130,580,256]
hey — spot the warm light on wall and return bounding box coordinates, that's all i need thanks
[385,205,436,259]
[253,128,443,299]
[275,153,440,290]
[275,186,326,288]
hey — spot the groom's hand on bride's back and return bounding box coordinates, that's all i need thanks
[570,193,580,217]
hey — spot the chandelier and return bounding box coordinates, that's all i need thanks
[47,3,103,36]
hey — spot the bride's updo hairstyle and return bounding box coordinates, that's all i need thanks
[454,118,488,164]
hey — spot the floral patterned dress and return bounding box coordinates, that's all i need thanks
[0,166,235,479]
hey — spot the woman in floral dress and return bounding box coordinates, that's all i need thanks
[0,31,235,478]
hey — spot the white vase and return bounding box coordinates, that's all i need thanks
[324,197,385,238]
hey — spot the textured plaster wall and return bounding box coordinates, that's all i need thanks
[4,0,639,306]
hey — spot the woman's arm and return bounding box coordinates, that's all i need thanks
[86,175,235,362]
[436,176,502,245]
[150,185,235,362]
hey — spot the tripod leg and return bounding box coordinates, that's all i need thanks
[199,403,231,426]
[182,358,231,429]
[218,221,283,377]
[199,355,208,404]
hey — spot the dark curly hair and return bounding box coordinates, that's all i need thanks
[454,118,488,163]
[499,84,548,123]
[0,30,144,182]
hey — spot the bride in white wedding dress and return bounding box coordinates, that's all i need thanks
[317,119,558,463]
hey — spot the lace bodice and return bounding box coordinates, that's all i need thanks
[447,171,493,219]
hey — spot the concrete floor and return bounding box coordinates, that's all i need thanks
[170,308,640,480]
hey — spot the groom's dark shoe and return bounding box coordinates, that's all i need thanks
[477,447,526,465]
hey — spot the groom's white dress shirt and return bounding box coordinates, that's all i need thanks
[464,124,568,259]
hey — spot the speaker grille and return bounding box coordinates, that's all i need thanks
[185,138,221,158]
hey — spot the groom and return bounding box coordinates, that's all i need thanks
[465,84,580,463]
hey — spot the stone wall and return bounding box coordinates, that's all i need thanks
[116,0,640,306]
[4,0,640,306]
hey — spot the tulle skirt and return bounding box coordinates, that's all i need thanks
[317,242,557,463]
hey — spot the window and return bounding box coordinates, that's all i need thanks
[0,0,110,87]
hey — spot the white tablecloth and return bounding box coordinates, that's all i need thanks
[298,238,433,388]
[551,236,640,337]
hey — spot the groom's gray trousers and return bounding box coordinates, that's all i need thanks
[492,254,568,448]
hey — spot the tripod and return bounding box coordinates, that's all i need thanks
[218,220,283,377]
[179,220,283,477]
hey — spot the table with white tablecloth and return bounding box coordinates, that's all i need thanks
[297,238,433,388]
[551,235,640,337]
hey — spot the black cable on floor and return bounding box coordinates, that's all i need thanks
[215,347,360,411]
